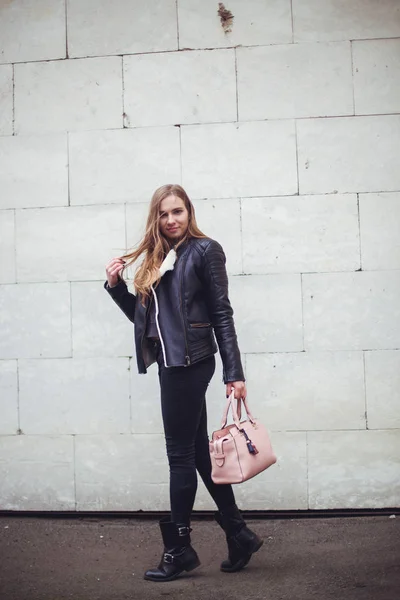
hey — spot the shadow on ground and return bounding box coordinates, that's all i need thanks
[0,515,399,600]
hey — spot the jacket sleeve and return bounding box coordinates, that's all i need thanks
[104,279,136,323]
[202,240,245,384]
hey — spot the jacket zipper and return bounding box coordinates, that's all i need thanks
[151,284,170,368]
[140,295,152,367]
[179,252,191,366]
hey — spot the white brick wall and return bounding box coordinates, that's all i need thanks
[0,0,66,64]
[0,283,72,359]
[67,0,178,57]
[353,39,400,115]
[0,210,16,283]
[0,134,68,208]
[297,116,400,194]
[178,0,293,48]
[14,57,123,134]
[15,205,126,282]
[0,0,399,512]
[123,50,237,127]
[69,128,181,205]
[18,358,131,434]
[0,65,13,135]
[237,42,353,120]
[0,361,18,435]
[182,121,298,198]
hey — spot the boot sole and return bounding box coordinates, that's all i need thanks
[144,557,201,582]
[220,539,264,573]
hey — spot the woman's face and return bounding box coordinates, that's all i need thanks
[159,194,189,242]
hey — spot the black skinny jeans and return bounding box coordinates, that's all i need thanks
[156,346,235,525]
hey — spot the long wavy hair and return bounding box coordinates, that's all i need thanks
[121,184,207,302]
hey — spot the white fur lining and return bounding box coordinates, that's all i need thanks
[159,247,177,277]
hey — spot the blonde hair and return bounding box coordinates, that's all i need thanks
[121,184,207,302]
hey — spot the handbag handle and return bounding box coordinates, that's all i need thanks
[220,389,256,429]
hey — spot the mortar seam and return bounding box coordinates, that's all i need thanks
[175,0,180,50]
[357,193,363,270]
[65,0,69,58]
[350,41,356,115]
[363,351,369,430]
[234,47,239,121]
[12,63,15,135]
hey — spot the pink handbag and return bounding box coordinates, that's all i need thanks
[209,391,277,484]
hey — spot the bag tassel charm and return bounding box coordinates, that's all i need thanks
[241,429,259,455]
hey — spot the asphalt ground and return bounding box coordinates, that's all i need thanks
[0,515,399,600]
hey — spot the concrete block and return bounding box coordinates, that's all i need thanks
[19,358,130,434]
[0,210,16,283]
[124,203,151,285]
[0,0,65,64]
[365,350,400,429]
[15,57,122,134]
[0,65,13,135]
[353,39,400,116]
[75,435,169,510]
[293,0,400,42]
[298,116,400,194]
[246,352,366,431]
[229,275,303,353]
[69,128,181,205]
[67,0,178,58]
[72,282,134,358]
[237,42,353,120]
[123,49,236,127]
[0,134,68,209]
[0,435,74,510]
[178,0,292,49]
[182,121,297,199]
[242,195,360,274]
[193,198,242,274]
[303,271,400,351]
[125,203,151,253]
[131,365,163,434]
[308,430,400,508]
[0,283,71,359]
[0,360,18,435]
[360,193,400,270]
[16,205,126,282]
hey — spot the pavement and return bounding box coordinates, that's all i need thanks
[0,515,399,600]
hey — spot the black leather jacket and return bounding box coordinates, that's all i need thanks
[105,237,244,383]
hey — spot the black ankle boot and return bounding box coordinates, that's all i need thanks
[215,504,263,572]
[143,518,200,582]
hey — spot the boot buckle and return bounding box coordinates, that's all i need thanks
[178,526,190,536]
[163,553,174,564]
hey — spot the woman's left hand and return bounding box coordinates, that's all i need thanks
[226,381,247,400]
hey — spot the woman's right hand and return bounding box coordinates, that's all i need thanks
[105,257,125,288]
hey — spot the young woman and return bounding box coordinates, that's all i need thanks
[105,184,262,582]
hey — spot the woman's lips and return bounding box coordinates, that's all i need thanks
[167,227,178,232]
